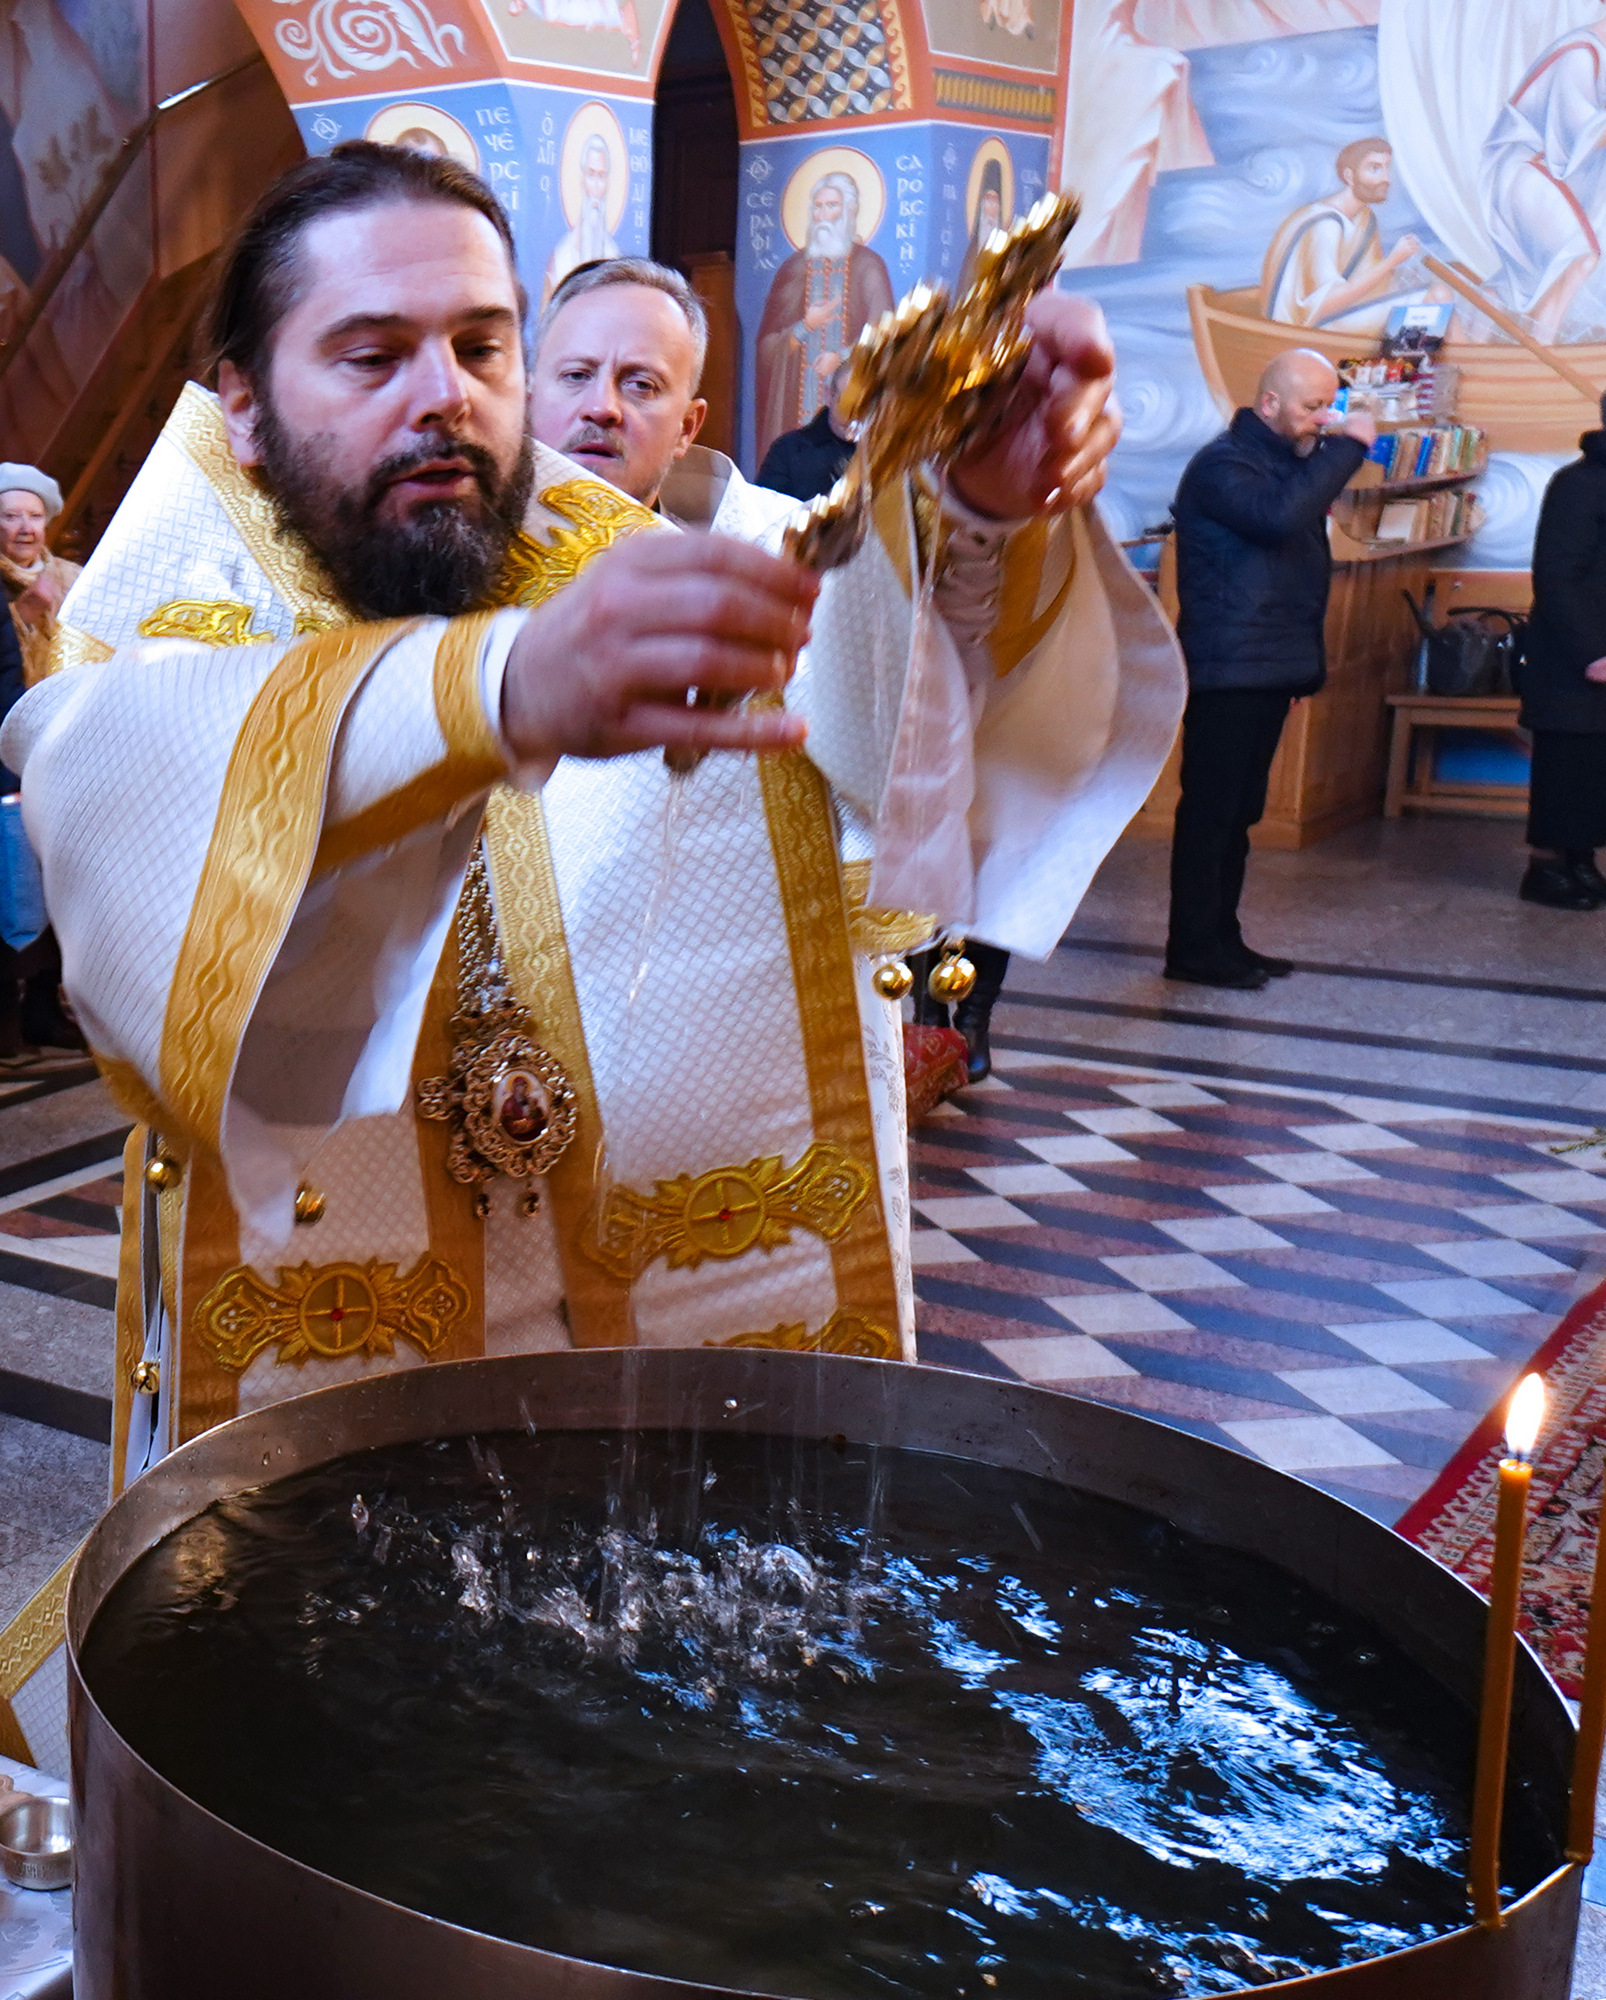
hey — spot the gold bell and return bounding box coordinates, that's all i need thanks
[927,945,976,1004]
[293,1184,326,1226]
[872,960,914,1002]
[131,1359,160,1395]
[144,1154,181,1190]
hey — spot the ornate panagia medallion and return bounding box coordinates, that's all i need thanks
[417,846,576,1215]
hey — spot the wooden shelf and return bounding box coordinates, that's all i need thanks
[1329,531,1474,565]
[1343,456,1487,497]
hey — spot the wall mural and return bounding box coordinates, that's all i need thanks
[483,0,674,83]
[0,0,153,447]
[1060,0,1606,575]
[297,79,650,308]
[753,146,893,455]
[923,0,1059,74]
[713,0,912,130]
[736,122,1048,467]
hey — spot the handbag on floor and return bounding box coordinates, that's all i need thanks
[1403,590,1526,698]
[0,795,46,951]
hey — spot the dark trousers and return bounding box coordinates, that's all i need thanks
[1527,731,1606,852]
[1166,687,1293,967]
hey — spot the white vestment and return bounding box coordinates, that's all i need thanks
[1376,0,1602,282]
[1481,25,1606,328]
[1260,198,1419,335]
[5,387,1184,1490]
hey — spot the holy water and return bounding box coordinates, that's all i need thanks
[81,1429,1549,1997]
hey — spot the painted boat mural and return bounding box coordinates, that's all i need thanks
[1187,283,1606,459]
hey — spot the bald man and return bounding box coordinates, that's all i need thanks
[1165,350,1375,989]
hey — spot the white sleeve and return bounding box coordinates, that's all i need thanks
[5,612,531,1244]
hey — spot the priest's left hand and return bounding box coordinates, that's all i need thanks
[947,293,1120,521]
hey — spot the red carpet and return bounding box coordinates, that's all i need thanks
[1396,1273,1606,1698]
[903,1024,969,1124]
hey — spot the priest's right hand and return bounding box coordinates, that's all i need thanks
[500,531,815,761]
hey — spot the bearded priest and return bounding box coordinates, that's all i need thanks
[5,143,1183,1493]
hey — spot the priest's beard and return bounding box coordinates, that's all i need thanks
[256,398,536,618]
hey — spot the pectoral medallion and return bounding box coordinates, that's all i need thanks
[417,846,576,1216]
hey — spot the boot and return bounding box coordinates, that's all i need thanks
[1521,856,1600,910]
[1567,849,1606,902]
[907,947,951,1029]
[952,942,1010,1085]
[0,950,21,1063]
[19,930,85,1051]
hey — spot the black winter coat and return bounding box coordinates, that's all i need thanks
[1172,408,1367,694]
[0,610,22,795]
[1522,432,1606,735]
[756,406,856,503]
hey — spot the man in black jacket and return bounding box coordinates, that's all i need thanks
[1166,350,1374,989]
[1520,410,1606,909]
[756,361,856,501]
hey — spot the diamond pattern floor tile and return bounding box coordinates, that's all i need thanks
[913,1051,1594,1525]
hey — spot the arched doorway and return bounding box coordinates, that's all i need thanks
[651,0,740,454]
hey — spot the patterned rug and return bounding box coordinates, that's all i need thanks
[1396,1273,1606,1698]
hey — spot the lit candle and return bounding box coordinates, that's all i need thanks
[1567,1470,1606,1861]
[1469,1371,1545,1927]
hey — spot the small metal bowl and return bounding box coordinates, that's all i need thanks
[0,1794,73,1890]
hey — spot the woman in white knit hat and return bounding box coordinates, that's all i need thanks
[0,464,81,687]
[0,465,85,1055]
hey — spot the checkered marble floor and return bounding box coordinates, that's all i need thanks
[911,1053,1603,1526]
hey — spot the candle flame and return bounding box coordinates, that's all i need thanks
[1505,1373,1546,1461]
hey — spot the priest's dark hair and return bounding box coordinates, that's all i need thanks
[200,140,526,389]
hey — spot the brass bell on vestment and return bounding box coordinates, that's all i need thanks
[294,1185,327,1225]
[144,1155,181,1191]
[872,960,914,1001]
[927,946,976,1004]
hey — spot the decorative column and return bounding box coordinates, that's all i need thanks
[709,0,1061,467]
[230,0,665,309]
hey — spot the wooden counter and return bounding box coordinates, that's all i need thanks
[1132,537,1486,851]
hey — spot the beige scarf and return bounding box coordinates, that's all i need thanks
[1,549,79,684]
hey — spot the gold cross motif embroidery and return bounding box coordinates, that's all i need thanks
[582,1141,872,1283]
[194,1256,472,1371]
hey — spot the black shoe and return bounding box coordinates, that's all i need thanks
[1241,948,1294,977]
[1521,859,1600,910]
[20,985,86,1051]
[1567,852,1606,901]
[1163,957,1271,991]
[952,1001,992,1084]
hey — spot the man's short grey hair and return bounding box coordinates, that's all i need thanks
[535,257,709,388]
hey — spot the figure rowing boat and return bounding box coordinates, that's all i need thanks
[1186,282,1606,455]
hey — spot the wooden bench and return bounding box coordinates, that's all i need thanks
[1383,693,1526,819]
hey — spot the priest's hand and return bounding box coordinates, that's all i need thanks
[500,531,815,761]
[947,292,1120,521]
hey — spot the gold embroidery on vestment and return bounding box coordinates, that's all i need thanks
[757,743,903,1344]
[841,857,934,958]
[311,614,509,878]
[111,1125,148,1492]
[484,789,631,1346]
[167,383,346,630]
[500,479,663,605]
[0,1549,75,1763]
[47,622,113,674]
[159,622,414,1153]
[708,1308,898,1360]
[136,599,273,646]
[583,1141,871,1284]
[194,1255,472,1371]
[990,515,1076,678]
